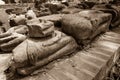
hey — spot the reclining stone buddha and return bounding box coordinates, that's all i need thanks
[0,19,78,77]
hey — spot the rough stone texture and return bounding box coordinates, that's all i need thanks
[38,14,62,23]
[0,9,10,32]
[29,14,63,27]
[0,54,12,72]
[18,31,120,80]
[62,12,112,45]
[0,54,12,80]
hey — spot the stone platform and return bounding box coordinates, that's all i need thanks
[0,29,120,80]
[18,31,120,80]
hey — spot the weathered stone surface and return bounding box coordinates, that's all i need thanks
[0,54,12,72]
[61,11,112,45]
[28,14,63,27]
[98,31,120,44]
[38,14,62,23]
[0,9,10,32]
[0,54,12,80]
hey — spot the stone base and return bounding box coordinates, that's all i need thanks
[19,31,120,80]
[0,31,120,80]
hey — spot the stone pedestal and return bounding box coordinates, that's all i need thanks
[19,31,120,80]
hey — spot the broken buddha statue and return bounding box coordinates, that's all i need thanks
[3,19,78,77]
[62,10,112,46]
